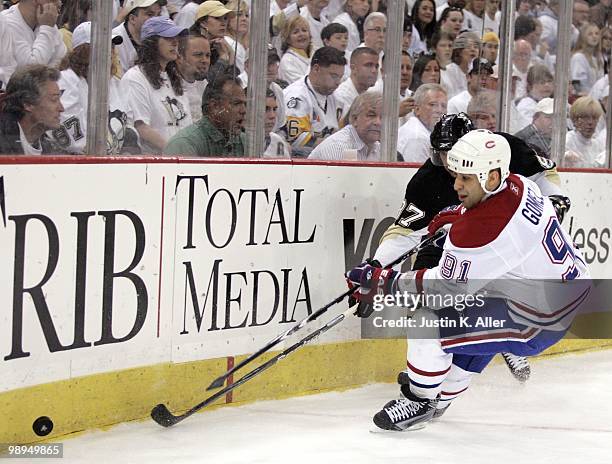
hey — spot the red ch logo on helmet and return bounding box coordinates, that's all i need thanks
[485,140,496,149]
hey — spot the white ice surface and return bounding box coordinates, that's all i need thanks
[36,350,612,464]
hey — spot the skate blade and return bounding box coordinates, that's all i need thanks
[369,422,428,433]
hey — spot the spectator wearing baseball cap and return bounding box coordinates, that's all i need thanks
[120,16,192,154]
[481,31,500,64]
[193,0,234,39]
[514,97,555,158]
[50,21,140,156]
[112,0,163,74]
[442,31,481,99]
[447,57,494,115]
[192,1,238,85]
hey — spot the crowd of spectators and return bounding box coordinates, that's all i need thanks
[0,0,610,167]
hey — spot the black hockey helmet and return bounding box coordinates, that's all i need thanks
[430,113,475,163]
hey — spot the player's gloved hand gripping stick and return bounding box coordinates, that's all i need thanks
[150,230,446,428]
[347,207,464,307]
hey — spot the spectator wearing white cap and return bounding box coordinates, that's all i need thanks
[2,0,67,77]
[113,0,163,75]
[56,0,92,52]
[51,21,139,155]
[121,16,192,154]
[514,97,555,158]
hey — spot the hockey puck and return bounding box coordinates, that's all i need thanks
[32,416,54,437]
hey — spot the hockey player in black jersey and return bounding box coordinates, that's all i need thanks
[358,113,571,424]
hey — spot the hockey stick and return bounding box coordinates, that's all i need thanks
[151,305,356,427]
[205,229,445,391]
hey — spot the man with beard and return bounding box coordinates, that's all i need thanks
[177,34,211,121]
[283,46,346,155]
[308,90,382,160]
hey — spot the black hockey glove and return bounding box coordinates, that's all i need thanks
[348,258,382,318]
[548,195,571,224]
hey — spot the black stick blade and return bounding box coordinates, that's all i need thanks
[207,377,225,391]
[151,404,180,427]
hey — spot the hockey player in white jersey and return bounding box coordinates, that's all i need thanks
[372,113,571,390]
[347,130,590,431]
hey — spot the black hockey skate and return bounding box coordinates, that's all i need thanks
[398,371,450,421]
[432,404,450,420]
[501,353,531,382]
[373,386,438,431]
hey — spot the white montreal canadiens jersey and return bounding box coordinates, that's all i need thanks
[420,174,591,331]
[283,76,340,148]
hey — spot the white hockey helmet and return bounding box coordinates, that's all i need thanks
[447,129,511,194]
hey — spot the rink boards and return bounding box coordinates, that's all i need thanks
[1,158,611,445]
